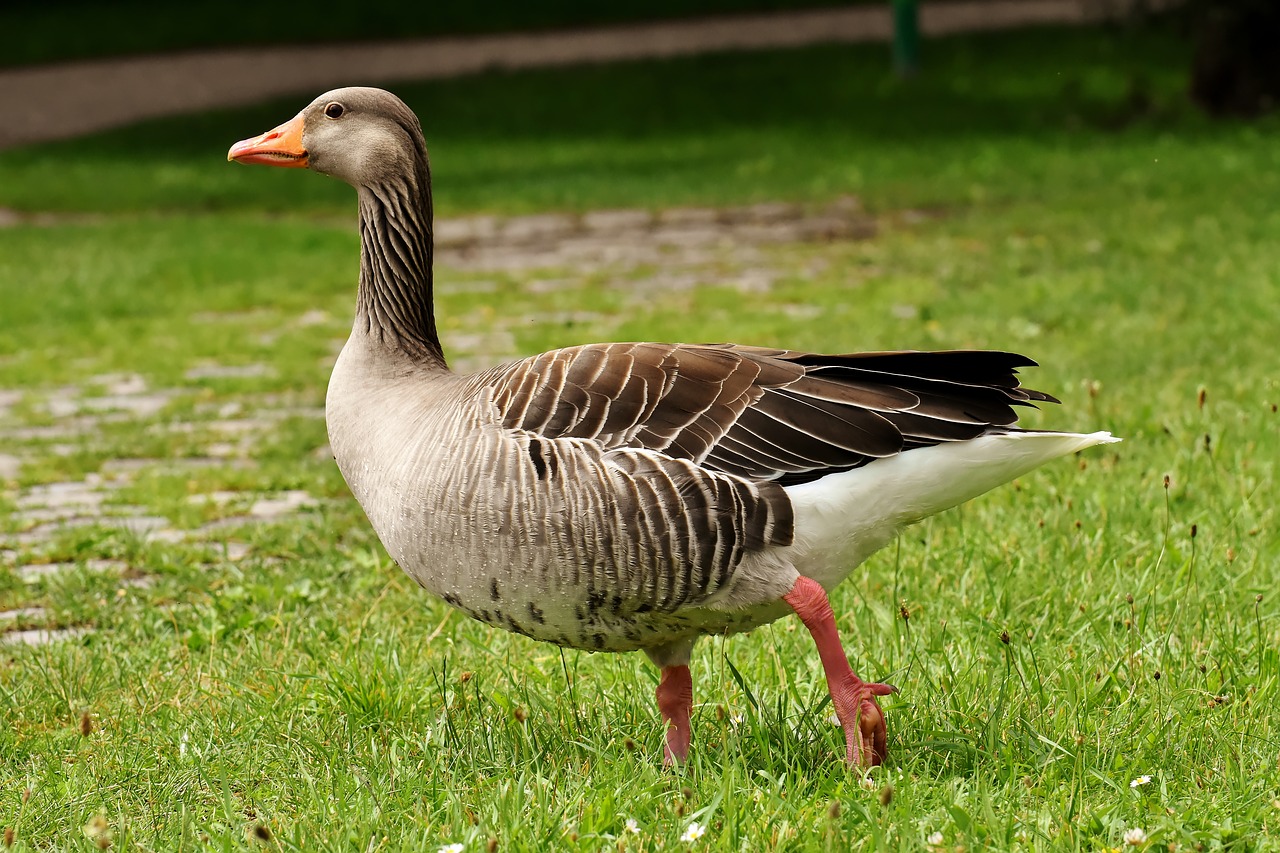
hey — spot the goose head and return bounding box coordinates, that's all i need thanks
[228,86,428,189]
[229,87,441,362]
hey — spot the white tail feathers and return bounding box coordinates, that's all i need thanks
[784,430,1120,571]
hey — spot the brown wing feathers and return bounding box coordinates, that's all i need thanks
[490,343,1052,484]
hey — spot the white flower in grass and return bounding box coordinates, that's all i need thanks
[1123,827,1148,846]
[859,774,877,791]
[1129,774,1151,788]
[438,844,465,853]
[624,818,640,835]
[926,830,945,848]
[680,822,706,843]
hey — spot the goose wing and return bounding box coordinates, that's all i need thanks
[483,342,1056,485]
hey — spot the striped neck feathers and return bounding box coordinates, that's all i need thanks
[355,163,445,366]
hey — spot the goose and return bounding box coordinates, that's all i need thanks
[228,86,1117,768]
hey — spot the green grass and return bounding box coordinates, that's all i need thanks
[2,24,1279,852]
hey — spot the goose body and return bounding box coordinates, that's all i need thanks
[230,87,1118,767]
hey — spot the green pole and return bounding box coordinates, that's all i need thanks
[892,0,920,77]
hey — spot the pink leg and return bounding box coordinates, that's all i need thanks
[656,664,693,766]
[784,576,896,766]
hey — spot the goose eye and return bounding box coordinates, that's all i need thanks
[324,103,345,119]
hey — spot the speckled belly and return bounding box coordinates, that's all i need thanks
[375,477,786,653]
[327,362,796,654]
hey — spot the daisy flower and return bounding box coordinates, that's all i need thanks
[1129,775,1151,789]
[439,844,465,853]
[680,822,706,843]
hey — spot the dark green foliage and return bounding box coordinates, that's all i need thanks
[1186,0,1280,116]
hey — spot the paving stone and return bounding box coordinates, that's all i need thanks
[0,453,20,479]
[45,397,81,419]
[98,457,249,475]
[190,309,272,325]
[435,215,500,246]
[729,269,777,294]
[185,363,275,380]
[794,216,877,241]
[781,303,825,320]
[0,606,47,621]
[582,209,653,231]
[108,516,173,536]
[208,419,267,434]
[524,278,578,294]
[741,202,800,223]
[735,222,806,244]
[15,506,90,525]
[250,491,318,520]
[18,481,111,509]
[265,405,325,421]
[185,490,247,506]
[293,309,332,328]
[2,627,89,646]
[89,373,148,396]
[499,214,575,243]
[657,207,719,226]
[648,224,728,247]
[15,558,129,582]
[0,422,93,440]
[13,515,171,544]
[224,542,252,561]
[556,236,642,264]
[443,330,518,360]
[0,388,23,416]
[442,279,500,295]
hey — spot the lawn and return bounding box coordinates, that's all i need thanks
[2,23,1279,852]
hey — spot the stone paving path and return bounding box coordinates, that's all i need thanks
[0,0,1157,149]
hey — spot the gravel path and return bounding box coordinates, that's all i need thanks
[0,0,1150,149]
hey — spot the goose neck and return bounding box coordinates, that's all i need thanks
[355,177,445,366]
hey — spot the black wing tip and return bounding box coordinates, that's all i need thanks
[1024,388,1061,405]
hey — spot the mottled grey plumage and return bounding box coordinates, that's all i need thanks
[229,86,1117,766]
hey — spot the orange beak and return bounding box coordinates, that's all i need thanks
[227,113,308,168]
